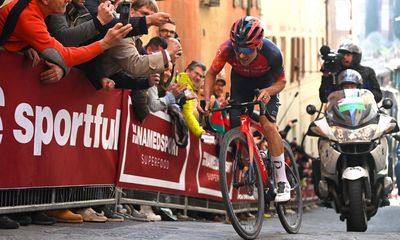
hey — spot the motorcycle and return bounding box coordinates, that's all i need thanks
[305,88,399,232]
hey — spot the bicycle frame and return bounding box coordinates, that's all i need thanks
[238,114,269,187]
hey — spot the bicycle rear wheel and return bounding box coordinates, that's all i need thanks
[275,140,303,233]
[219,128,264,240]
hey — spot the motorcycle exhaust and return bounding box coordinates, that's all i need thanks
[383,177,393,195]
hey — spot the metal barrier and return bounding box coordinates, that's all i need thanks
[0,186,318,216]
[0,186,116,214]
[119,189,227,215]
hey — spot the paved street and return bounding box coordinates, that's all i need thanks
[1,199,400,240]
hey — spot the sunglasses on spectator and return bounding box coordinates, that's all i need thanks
[234,47,256,55]
[159,29,176,35]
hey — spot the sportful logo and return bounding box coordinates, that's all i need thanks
[9,100,120,156]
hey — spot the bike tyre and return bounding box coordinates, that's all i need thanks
[275,140,303,233]
[219,128,264,240]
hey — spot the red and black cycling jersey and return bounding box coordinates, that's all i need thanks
[210,38,285,81]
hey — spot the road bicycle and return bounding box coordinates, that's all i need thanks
[211,95,303,239]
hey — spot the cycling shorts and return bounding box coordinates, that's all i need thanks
[229,70,280,128]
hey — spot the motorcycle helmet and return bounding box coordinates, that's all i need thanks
[230,16,264,49]
[337,40,362,66]
[337,69,363,88]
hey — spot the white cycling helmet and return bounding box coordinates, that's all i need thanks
[337,69,363,87]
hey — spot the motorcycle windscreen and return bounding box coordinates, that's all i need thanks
[325,89,378,127]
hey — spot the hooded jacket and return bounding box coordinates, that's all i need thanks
[175,72,205,138]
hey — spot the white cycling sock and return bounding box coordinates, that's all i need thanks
[271,153,287,183]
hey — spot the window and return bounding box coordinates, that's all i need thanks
[290,38,300,83]
[201,0,220,7]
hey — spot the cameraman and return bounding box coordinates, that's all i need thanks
[319,40,382,103]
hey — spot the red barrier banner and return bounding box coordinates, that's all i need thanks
[195,140,224,200]
[116,92,224,200]
[117,93,189,193]
[0,52,121,188]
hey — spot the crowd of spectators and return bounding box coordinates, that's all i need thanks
[0,0,322,228]
[0,0,231,229]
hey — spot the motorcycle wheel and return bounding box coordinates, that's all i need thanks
[346,179,368,232]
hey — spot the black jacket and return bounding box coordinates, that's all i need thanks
[319,64,382,103]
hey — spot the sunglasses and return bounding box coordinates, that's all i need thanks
[234,47,256,55]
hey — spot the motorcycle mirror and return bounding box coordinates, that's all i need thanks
[306,104,317,115]
[382,98,393,109]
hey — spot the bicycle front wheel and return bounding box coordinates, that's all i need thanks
[275,140,303,233]
[219,128,264,240]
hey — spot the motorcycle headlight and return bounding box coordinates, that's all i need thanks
[332,125,375,143]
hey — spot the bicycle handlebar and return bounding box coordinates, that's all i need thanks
[210,100,261,113]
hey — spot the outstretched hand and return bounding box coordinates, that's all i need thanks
[40,61,64,84]
[26,48,41,67]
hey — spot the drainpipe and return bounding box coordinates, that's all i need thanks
[325,0,329,44]
[246,0,251,16]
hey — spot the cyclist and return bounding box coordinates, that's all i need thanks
[204,16,290,202]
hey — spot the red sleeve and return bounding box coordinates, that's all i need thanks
[210,40,231,74]
[15,10,102,68]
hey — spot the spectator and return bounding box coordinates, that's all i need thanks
[144,37,184,112]
[45,0,118,89]
[175,60,206,138]
[99,0,182,121]
[198,81,228,134]
[279,119,297,140]
[101,0,182,78]
[0,0,132,82]
[158,20,177,39]
[46,0,174,90]
[213,74,226,99]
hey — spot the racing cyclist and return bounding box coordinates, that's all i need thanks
[203,16,290,202]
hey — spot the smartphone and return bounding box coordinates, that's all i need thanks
[118,1,131,25]
[225,92,230,99]
[200,100,206,110]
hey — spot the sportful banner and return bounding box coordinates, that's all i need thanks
[0,51,121,188]
[0,51,226,201]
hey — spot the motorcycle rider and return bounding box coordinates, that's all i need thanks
[337,69,363,90]
[319,40,382,103]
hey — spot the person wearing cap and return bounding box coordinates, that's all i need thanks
[213,78,226,98]
[319,39,382,103]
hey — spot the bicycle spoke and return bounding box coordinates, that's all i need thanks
[219,128,264,240]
